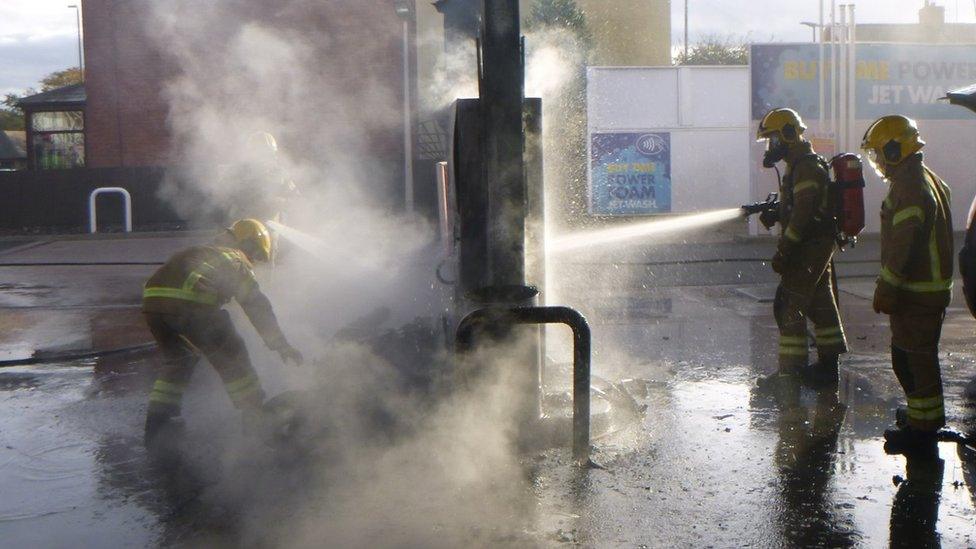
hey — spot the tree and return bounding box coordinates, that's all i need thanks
[675,35,748,66]
[0,110,23,131]
[525,0,591,46]
[0,93,27,131]
[38,67,82,92]
[0,67,82,131]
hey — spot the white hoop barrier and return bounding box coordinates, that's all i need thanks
[89,187,133,233]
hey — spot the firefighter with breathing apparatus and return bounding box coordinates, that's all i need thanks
[863,115,953,456]
[225,131,300,227]
[754,108,849,392]
[142,218,304,449]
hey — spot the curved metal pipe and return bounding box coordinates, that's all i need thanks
[89,187,133,233]
[456,305,591,464]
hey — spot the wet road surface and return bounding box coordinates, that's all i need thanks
[0,232,974,546]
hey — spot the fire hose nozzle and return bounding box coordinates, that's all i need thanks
[742,192,779,217]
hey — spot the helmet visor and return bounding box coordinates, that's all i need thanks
[864,148,885,178]
[757,134,783,148]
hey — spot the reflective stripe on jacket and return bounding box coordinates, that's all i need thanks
[878,156,953,308]
[778,141,835,249]
[143,246,258,312]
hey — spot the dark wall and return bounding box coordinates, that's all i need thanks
[0,167,204,231]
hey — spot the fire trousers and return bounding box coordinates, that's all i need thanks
[775,238,849,373]
[145,310,265,418]
[890,308,946,432]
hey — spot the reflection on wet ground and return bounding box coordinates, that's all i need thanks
[0,277,974,545]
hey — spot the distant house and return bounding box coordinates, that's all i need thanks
[16,83,86,170]
[0,131,26,170]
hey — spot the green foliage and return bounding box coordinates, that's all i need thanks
[525,0,591,45]
[0,67,82,131]
[0,93,28,131]
[675,35,748,66]
[0,110,23,131]
[39,67,82,92]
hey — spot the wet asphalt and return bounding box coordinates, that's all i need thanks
[0,228,974,547]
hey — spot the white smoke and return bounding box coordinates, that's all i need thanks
[142,2,562,546]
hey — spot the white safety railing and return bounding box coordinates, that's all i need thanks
[89,187,133,233]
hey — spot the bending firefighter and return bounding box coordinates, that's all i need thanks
[863,115,953,455]
[756,108,848,390]
[142,219,304,447]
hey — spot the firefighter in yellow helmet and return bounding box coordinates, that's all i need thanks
[755,108,848,392]
[236,131,299,223]
[863,115,953,455]
[142,219,304,448]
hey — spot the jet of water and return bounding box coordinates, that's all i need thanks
[548,208,745,253]
[267,220,327,258]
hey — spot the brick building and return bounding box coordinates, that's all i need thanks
[81,1,172,168]
[0,1,422,231]
[79,1,412,195]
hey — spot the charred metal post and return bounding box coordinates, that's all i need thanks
[451,0,544,427]
[456,306,592,464]
[476,0,531,302]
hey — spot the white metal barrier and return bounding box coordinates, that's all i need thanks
[89,187,133,233]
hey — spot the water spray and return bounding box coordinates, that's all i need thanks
[266,220,327,258]
[548,208,745,254]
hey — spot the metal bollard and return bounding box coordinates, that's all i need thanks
[89,187,133,233]
[456,305,592,464]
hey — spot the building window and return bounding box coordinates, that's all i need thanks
[32,110,85,169]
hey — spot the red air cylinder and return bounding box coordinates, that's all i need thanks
[831,153,866,239]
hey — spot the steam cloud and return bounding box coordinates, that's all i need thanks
[141,2,587,546]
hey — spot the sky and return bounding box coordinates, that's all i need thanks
[670,0,976,45]
[0,0,82,97]
[0,0,975,97]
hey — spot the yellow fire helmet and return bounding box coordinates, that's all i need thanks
[861,115,925,175]
[756,107,807,143]
[230,218,273,263]
[244,131,279,165]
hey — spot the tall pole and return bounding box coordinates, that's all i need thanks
[402,18,414,213]
[68,4,83,80]
[684,0,689,58]
[819,0,825,128]
[481,0,526,291]
[838,5,847,151]
[848,4,856,154]
[830,0,837,136]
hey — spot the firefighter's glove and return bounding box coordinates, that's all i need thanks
[872,280,899,315]
[277,344,305,367]
[759,209,779,231]
[771,250,789,275]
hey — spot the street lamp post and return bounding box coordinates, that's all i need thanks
[800,21,820,42]
[394,0,415,214]
[68,4,83,80]
[684,0,689,58]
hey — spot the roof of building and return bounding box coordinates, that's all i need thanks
[0,131,26,160]
[16,83,86,108]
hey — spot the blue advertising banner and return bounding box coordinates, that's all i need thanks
[589,132,671,215]
[751,43,976,121]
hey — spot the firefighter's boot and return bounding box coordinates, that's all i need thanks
[800,354,840,388]
[144,410,185,456]
[884,426,939,459]
[242,405,275,444]
[755,371,801,407]
[895,406,909,429]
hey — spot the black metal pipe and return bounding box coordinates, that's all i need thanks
[456,305,591,463]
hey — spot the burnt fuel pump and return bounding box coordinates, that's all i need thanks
[445,0,592,463]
